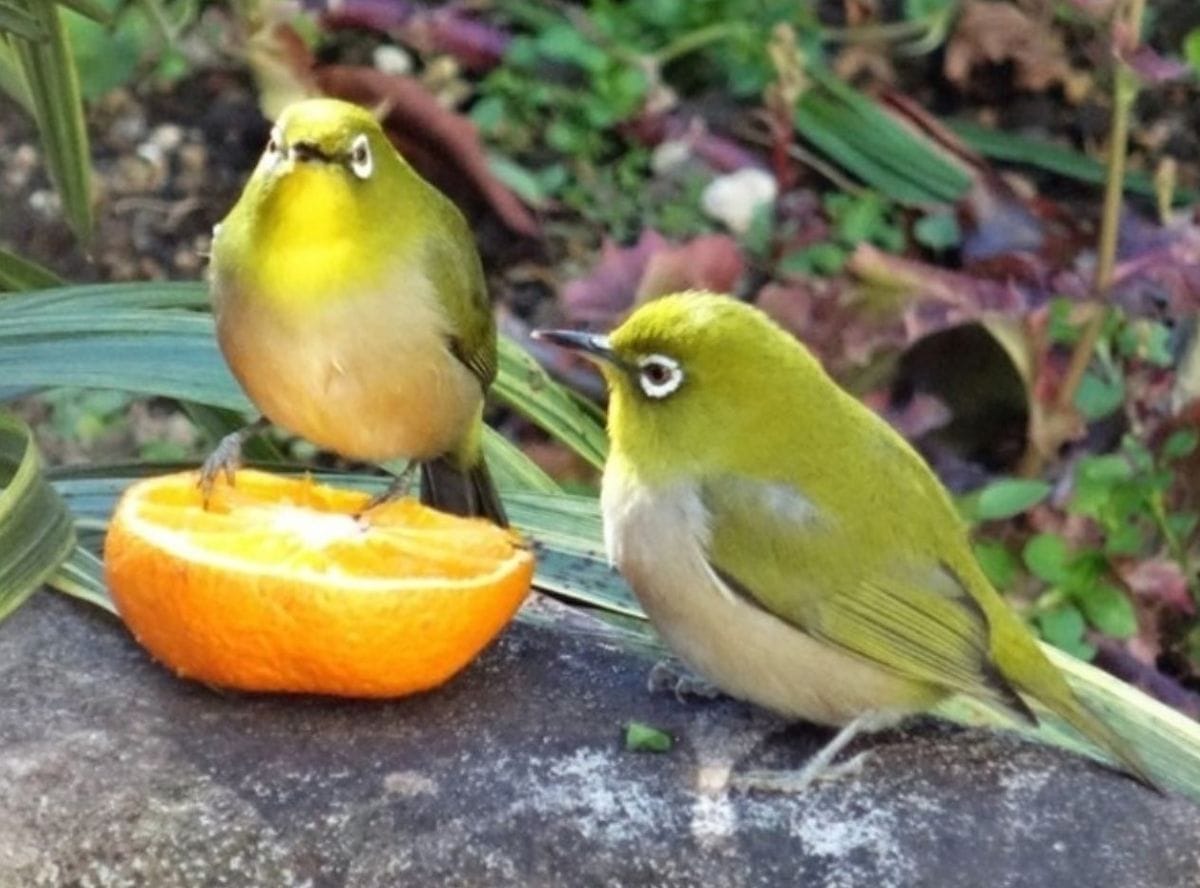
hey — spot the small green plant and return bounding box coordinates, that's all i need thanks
[475,1,822,240]
[777,191,905,277]
[66,0,197,100]
[973,431,1199,660]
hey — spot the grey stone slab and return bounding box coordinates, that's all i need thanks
[1,592,1198,888]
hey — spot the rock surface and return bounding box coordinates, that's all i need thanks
[1,592,1199,888]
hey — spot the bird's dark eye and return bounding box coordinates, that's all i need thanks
[644,362,670,385]
[266,137,278,154]
[637,354,683,399]
[350,134,373,179]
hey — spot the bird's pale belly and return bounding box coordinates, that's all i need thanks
[215,284,481,462]
[602,467,942,726]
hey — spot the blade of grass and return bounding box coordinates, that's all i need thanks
[496,337,608,470]
[0,37,30,111]
[54,0,112,24]
[0,246,62,290]
[797,95,962,205]
[49,543,113,613]
[794,66,972,206]
[806,66,972,196]
[948,119,1195,204]
[0,0,44,40]
[6,0,92,244]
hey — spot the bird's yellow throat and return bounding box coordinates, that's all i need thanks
[249,166,388,305]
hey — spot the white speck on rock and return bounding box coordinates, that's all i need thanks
[383,770,438,797]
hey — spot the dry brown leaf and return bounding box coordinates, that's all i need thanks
[944,1,1080,94]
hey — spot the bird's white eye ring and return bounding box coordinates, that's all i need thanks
[637,354,684,399]
[266,126,282,155]
[350,134,373,179]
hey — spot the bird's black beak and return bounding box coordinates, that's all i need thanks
[291,141,334,164]
[531,329,617,364]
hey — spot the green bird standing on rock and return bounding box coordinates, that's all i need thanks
[535,292,1156,791]
[203,97,506,524]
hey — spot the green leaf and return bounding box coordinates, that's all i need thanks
[1077,453,1134,484]
[1184,26,1200,73]
[486,152,551,208]
[1078,581,1138,639]
[0,245,61,290]
[48,543,112,613]
[914,210,961,251]
[1035,603,1096,660]
[973,539,1018,590]
[1117,319,1173,367]
[1102,521,1144,557]
[54,0,111,24]
[5,0,93,243]
[495,337,607,471]
[950,120,1196,205]
[1023,533,1071,584]
[1074,370,1125,420]
[1163,429,1199,461]
[0,409,76,622]
[0,1,44,40]
[974,477,1051,521]
[778,242,847,277]
[1168,511,1198,541]
[625,721,673,752]
[64,0,143,100]
[904,0,954,19]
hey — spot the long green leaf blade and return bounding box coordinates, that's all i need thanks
[0,246,62,290]
[496,337,607,470]
[54,0,111,24]
[949,119,1196,203]
[0,0,44,40]
[6,0,92,243]
[0,410,75,621]
[49,543,112,613]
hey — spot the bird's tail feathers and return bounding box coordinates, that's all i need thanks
[1004,643,1162,791]
[420,454,508,526]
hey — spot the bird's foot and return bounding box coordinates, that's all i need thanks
[730,752,871,795]
[647,659,722,703]
[199,434,245,506]
[728,710,892,795]
[198,418,270,507]
[363,462,420,512]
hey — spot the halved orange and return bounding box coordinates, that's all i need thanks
[103,470,534,697]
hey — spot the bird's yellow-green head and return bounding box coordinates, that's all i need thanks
[212,98,431,302]
[535,292,836,482]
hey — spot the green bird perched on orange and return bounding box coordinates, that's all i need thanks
[203,98,506,524]
[535,292,1156,791]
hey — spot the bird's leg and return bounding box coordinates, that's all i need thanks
[731,710,897,794]
[647,659,723,703]
[199,417,270,505]
[363,462,420,511]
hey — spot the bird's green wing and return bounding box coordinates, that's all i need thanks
[702,476,1032,718]
[422,193,497,388]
